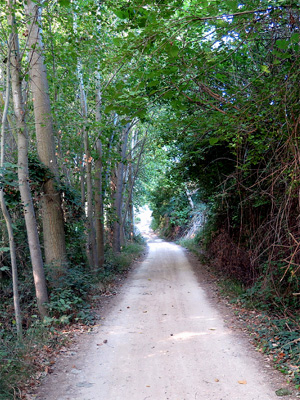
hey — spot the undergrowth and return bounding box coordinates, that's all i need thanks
[97,241,145,285]
[0,238,146,400]
[178,237,209,264]
[0,321,54,400]
[247,314,300,387]
[178,237,202,256]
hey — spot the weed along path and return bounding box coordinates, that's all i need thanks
[36,236,294,400]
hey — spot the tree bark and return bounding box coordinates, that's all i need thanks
[94,83,104,269]
[127,155,135,241]
[9,1,48,318]
[95,137,105,268]
[78,66,98,271]
[112,124,130,253]
[122,132,148,232]
[83,129,98,270]
[26,0,67,276]
[80,148,86,207]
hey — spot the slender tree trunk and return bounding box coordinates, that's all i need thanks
[80,150,86,207]
[84,129,98,270]
[26,0,67,277]
[112,124,130,253]
[0,36,22,336]
[94,83,104,269]
[0,92,16,142]
[0,192,22,336]
[122,133,148,231]
[104,113,118,187]
[127,159,134,241]
[9,2,48,318]
[72,5,97,270]
[95,137,104,268]
[79,71,98,270]
[94,7,104,268]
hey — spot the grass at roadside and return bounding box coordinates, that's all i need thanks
[178,237,209,264]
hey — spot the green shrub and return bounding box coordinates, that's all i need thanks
[240,261,300,313]
[179,237,203,258]
[0,319,51,400]
[98,241,145,284]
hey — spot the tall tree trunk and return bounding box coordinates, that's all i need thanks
[79,69,98,271]
[0,36,22,336]
[72,4,97,270]
[95,137,104,268]
[26,0,67,277]
[80,148,86,207]
[122,132,148,232]
[112,124,130,253]
[83,129,98,270]
[127,158,135,241]
[9,1,48,318]
[94,82,104,269]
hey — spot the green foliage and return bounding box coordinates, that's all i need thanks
[0,214,31,276]
[100,241,145,282]
[28,153,54,187]
[0,318,51,400]
[193,212,219,250]
[46,287,93,326]
[64,220,86,265]
[0,162,18,189]
[218,278,246,299]
[45,262,94,325]
[241,261,300,313]
[115,243,144,270]
[0,162,20,207]
[178,237,206,261]
[149,167,192,238]
[249,315,300,385]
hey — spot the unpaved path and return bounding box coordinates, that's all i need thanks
[36,236,294,400]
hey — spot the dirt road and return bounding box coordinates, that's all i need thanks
[36,236,293,400]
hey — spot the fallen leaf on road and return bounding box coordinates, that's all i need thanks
[275,388,292,396]
[238,380,247,384]
[103,340,108,344]
[209,328,216,331]
[44,366,51,374]
[215,379,219,382]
